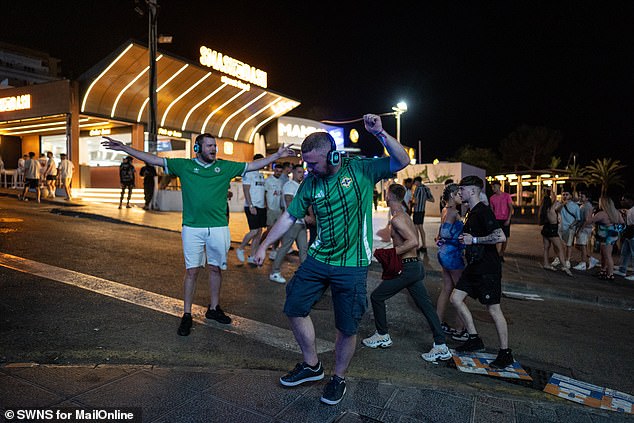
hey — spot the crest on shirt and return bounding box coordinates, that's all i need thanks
[214,167,220,173]
[340,177,352,188]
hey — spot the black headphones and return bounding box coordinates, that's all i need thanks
[326,134,341,166]
[194,133,212,153]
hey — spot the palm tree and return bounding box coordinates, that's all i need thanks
[565,163,586,196]
[584,158,626,196]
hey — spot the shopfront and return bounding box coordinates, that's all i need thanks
[0,41,300,201]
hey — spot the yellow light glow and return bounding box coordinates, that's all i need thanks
[223,141,234,155]
[506,174,517,180]
[200,89,247,134]
[235,98,282,141]
[112,64,150,118]
[433,159,439,165]
[540,174,551,178]
[247,100,290,144]
[349,129,359,143]
[218,92,266,137]
[82,43,134,112]
[0,94,31,112]
[199,46,267,88]
[181,84,228,131]
[137,63,189,123]
[522,182,531,186]
[161,72,211,127]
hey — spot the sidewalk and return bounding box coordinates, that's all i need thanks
[2,189,633,422]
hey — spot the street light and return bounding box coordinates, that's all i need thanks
[392,101,408,142]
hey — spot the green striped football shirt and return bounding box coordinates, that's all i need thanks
[287,156,392,267]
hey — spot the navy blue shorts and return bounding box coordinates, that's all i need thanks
[284,255,369,336]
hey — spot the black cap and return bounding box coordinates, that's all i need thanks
[458,175,483,189]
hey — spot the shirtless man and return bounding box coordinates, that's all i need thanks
[363,183,451,363]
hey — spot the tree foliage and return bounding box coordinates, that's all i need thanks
[500,125,561,170]
[451,145,501,174]
[584,158,626,196]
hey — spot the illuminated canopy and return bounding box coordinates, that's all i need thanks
[79,41,299,142]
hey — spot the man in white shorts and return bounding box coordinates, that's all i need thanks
[102,134,294,336]
[573,191,599,270]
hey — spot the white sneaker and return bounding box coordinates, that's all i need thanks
[625,275,634,281]
[551,257,561,267]
[362,332,393,349]
[269,272,286,283]
[236,248,245,263]
[421,343,453,362]
[613,270,627,277]
[588,257,600,269]
[269,249,277,260]
[565,260,571,269]
[247,256,256,265]
[573,262,587,271]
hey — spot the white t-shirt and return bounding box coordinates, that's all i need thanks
[242,170,265,208]
[264,175,284,211]
[58,159,74,179]
[44,158,58,177]
[283,179,303,224]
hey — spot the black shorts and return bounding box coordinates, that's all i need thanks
[541,223,559,238]
[412,211,425,225]
[46,175,57,181]
[455,272,501,305]
[497,220,510,238]
[25,178,39,188]
[244,206,267,230]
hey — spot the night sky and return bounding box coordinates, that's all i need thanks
[4,1,634,186]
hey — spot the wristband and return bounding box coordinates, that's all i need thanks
[473,237,477,244]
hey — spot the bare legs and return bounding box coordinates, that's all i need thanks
[182,264,222,314]
[288,316,356,379]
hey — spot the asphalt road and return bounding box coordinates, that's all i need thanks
[1,197,633,400]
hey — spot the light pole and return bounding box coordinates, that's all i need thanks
[147,0,158,154]
[392,101,408,142]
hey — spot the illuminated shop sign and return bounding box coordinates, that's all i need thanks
[158,127,183,138]
[89,128,111,136]
[278,117,344,149]
[0,94,31,112]
[199,46,267,88]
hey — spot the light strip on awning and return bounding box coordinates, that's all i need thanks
[136,63,189,123]
[111,54,163,118]
[1,118,89,131]
[160,72,210,127]
[81,43,134,112]
[200,89,247,134]
[180,83,228,131]
[218,92,267,138]
[3,121,111,136]
[234,98,281,141]
[247,100,297,144]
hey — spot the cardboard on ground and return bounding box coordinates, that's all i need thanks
[451,351,532,381]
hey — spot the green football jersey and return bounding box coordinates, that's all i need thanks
[287,156,392,267]
[165,158,246,227]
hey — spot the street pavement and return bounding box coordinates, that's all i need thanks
[1,190,633,423]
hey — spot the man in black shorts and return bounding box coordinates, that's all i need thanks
[450,175,514,369]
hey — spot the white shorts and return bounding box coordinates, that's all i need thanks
[575,227,592,246]
[182,226,231,270]
[559,227,576,247]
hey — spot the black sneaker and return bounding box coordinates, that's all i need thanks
[455,335,485,353]
[440,322,455,336]
[320,375,347,405]
[177,313,192,336]
[451,329,469,342]
[280,362,324,387]
[489,348,514,369]
[205,305,232,324]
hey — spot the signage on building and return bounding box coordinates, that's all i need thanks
[199,46,267,89]
[277,117,344,149]
[0,94,31,112]
[89,128,111,136]
[158,127,182,138]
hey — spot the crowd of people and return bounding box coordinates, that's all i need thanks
[10,117,632,407]
[15,151,74,203]
[538,189,633,281]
